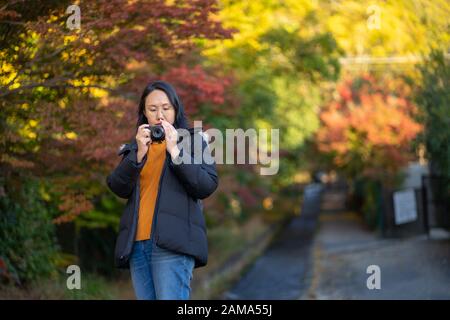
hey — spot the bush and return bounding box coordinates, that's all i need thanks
[351,177,383,230]
[0,179,59,285]
[417,49,450,199]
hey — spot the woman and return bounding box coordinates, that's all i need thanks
[106,80,218,300]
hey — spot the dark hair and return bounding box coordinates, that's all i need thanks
[136,80,189,130]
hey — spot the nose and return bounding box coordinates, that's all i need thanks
[156,109,164,121]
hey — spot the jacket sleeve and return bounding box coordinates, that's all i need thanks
[168,138,218,200]
[106,145,147,199]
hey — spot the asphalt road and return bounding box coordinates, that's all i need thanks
[224,184,450,300]
[223,183,323,300]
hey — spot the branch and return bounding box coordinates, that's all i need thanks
[3,32,86,88]
[0,20,26,25]
[0,78,129,99]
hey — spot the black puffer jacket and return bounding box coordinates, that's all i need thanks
[106,128,218,269]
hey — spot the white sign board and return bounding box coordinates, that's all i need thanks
[393,189,418,225]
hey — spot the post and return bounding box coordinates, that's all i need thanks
[421,175,430,239]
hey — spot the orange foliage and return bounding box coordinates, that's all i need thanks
[316,74,422,179]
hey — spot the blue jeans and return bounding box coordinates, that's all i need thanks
[129,234,195,300]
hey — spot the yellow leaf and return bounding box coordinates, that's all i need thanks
[9,82,20,89]
[262,197,273,210]
[89,87,108,98]
[62,52,70,61]
[65,132,78,140]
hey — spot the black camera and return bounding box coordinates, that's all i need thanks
[148,124,165,143]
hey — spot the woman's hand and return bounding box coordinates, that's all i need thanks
[136,124,151,163]
[160,119,180,160]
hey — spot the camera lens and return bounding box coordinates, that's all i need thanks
[150,125,165,142]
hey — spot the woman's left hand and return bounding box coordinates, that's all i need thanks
[160,119,180,159]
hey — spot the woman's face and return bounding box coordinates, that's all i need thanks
[144,89,176,126]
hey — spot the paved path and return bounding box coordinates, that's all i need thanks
[223,184,323,299]
[306,187,450,299]
[224,183,450,300]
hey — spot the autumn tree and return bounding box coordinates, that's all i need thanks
[316,74,423,185]
[0,0,234,222]
[0,0,235,282]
